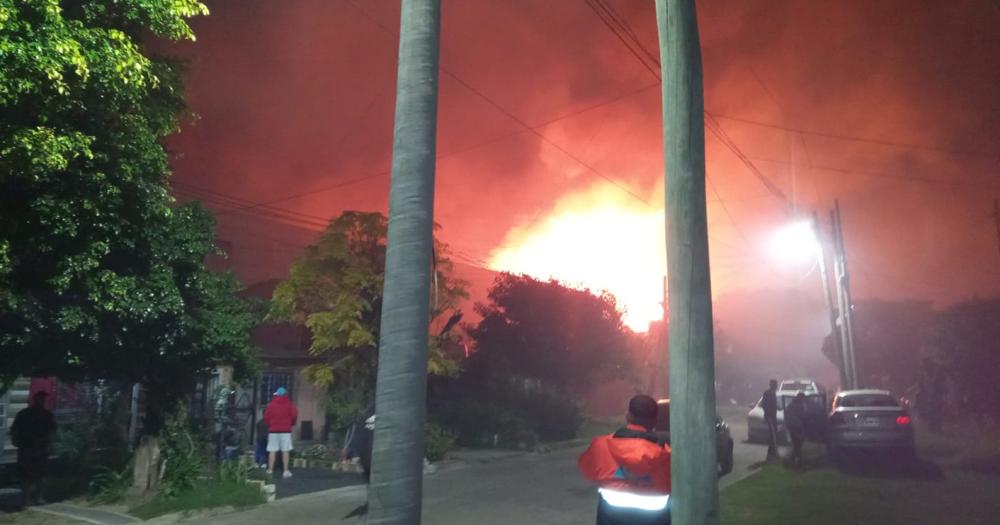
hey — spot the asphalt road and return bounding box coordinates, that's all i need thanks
[179,407,765,525]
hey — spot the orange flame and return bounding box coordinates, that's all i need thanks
[489,184,666,332]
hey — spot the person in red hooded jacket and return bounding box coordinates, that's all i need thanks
[578,394,671,525]
[264,387,298,479]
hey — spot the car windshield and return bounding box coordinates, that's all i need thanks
[780,381,813,391]
[836,394,898,408]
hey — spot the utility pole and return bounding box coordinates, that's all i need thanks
[831,200,858,389]
[656,1,718,524]
[647,275,669,399]
[813,214,848,389]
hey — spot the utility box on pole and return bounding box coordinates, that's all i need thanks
[656,1,718,523]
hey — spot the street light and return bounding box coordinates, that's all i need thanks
[768,220,821,265]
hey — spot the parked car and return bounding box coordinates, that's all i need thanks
[827,389,915,459]
[747,378,827,444]
[654,399,735,475]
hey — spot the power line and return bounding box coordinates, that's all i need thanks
[582,0,793,211]
[743,154,1000,189]
[345,0,656,208]
[711,113,1000,162]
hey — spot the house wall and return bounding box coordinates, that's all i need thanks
[293,372,323,443]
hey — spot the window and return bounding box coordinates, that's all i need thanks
[260,372,294,405]
[836,394,898,408]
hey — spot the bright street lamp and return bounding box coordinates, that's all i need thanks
[768,220,821,265]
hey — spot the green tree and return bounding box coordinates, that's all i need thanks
[269,211,466,402]
[468,273,636,396]
[0,0,257,431]
[932,298,1000,419]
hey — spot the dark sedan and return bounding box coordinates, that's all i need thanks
[827,389,915,459]
[655,399,735,475]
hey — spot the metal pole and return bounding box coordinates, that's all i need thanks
[832,201,858,388]
[813,214,847,389]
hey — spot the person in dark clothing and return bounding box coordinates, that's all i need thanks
[255,416,269,468]
[341,403,376,520]
[10,392,57,506]
[579,395,671,525]
[344,403,375,482]
[761,379,779,460]
[784,392,807,466]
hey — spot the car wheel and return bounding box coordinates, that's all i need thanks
[719,438,734,475]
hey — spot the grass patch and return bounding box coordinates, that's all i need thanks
[721,462,1000,525]
[129,479,265,520]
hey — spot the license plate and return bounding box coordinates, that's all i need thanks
[861,417,880,427]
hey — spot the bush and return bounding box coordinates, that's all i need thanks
[90,466,131,504]
[434,384,583,449]
[51,424,91,471]
[218,459,252,485]
[520,390,583,441]
[424,423,454,462]
[159,413,208,497]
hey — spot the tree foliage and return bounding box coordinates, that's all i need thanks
[467,273,635,395]
[0,0,258,429]
[820,300,935,393]
[930,298,1000,418]
[269,211,468,391]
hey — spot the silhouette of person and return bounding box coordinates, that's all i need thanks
[11,391,57,506]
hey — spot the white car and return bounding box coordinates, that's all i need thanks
[747,379,827,444]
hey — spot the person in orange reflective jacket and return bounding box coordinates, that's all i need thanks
[578,394,671,525]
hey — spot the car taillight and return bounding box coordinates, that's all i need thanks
[896,415,912,425]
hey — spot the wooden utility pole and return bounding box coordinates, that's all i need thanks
[656,1,718,524]
[368,0,441,523]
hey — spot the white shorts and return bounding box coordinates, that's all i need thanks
[266,433,293,452]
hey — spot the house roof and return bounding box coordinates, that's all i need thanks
[243,279,318,364]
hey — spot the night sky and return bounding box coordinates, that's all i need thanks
[162,0,1000,376]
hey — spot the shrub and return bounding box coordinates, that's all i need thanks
[434,384,582,448]
[159,413,207,497]
[424,423,454,462]
[90,466,131,504]
[218,459,251,485]
[519,390,583,441]
[436,399,537,449]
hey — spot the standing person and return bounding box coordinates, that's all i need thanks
[10,392,57,506]
[762,379,780,461]
[578,395,671,525]
[784,392,807,466]
[263,387,298,479]
[254,414,269,469]
[344,402,375,482]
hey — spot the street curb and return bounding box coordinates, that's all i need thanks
[28,503,140,525]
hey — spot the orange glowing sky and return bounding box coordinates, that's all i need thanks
[488,184,666,331]
[165,0,1000,357]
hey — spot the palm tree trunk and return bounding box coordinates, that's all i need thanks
[656,1,719,524]
[367,0,441,523]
